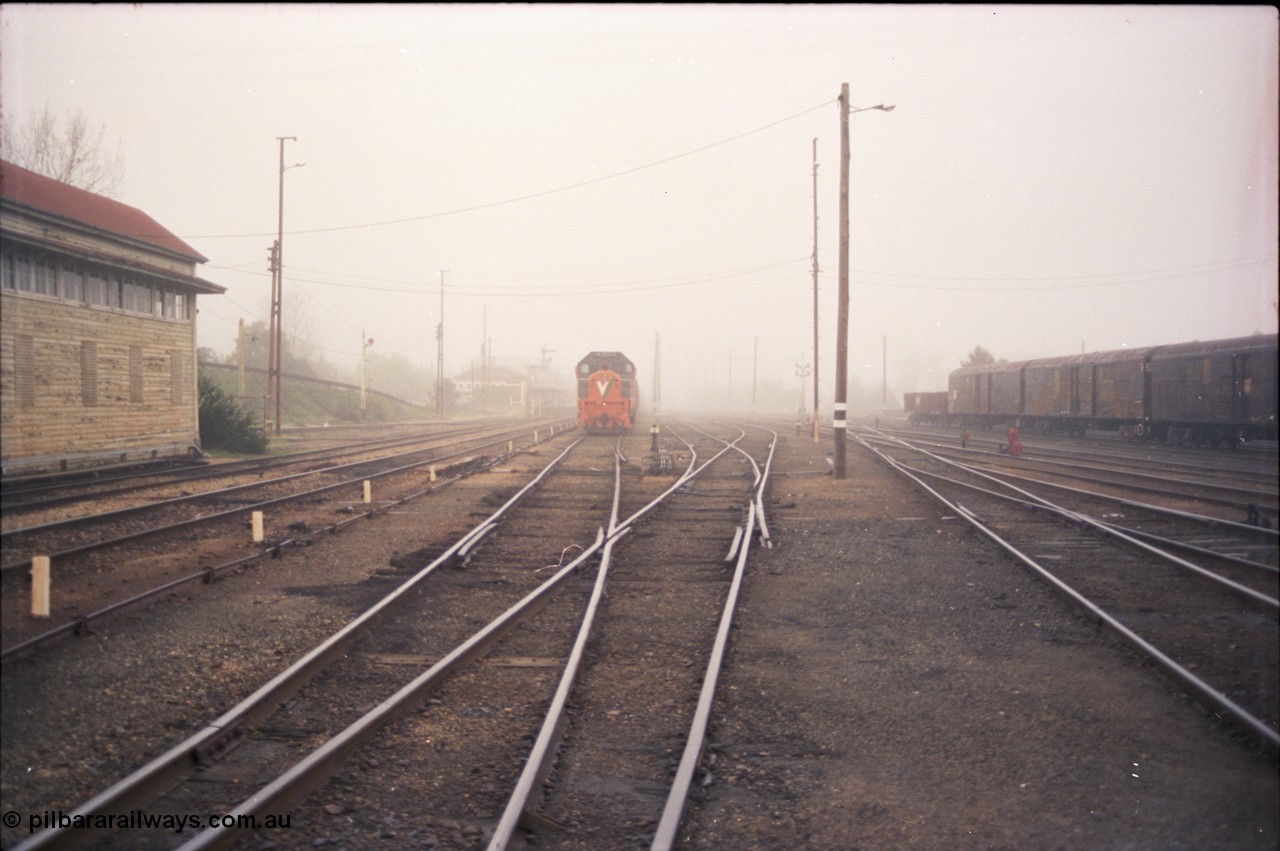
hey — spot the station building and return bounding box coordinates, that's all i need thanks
[1,160,225,477]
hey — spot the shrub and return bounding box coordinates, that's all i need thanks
[199,374,269,453]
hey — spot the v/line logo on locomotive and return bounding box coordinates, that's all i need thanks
[576,351,637,434]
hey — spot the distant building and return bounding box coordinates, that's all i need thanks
[452,359,573,416]
[1,160,225,476]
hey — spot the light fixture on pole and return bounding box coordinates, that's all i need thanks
[834,86,894,479]
[269,136,304,435]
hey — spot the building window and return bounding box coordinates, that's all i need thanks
[131,283,151,316]
[33,254,56,296]
[120,279,136,313]
[12,251,33,292]
[15,335,36,407]
[81,342,99,406]
[62,262,86,303]
[130,346,144,404]
[88,269,110,306]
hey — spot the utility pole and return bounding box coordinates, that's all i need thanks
[834,86,851,478]
[271,135,300,435]
[653,333,662,415]
[882,334,888,416]
[237,318,246,397]
[267,240,279,431]
[811,137,821,443]
[752,336,758,414]
[360,330,372,413]
[833,88,894,476]
[436,270,446,420]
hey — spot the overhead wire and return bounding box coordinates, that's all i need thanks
[183,99,837,240]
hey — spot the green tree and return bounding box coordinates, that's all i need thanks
[960,345,997,367]
[199,375,269,453]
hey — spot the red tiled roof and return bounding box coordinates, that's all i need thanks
[0,159,206,263]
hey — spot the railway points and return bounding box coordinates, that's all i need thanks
[1,417,1275,850]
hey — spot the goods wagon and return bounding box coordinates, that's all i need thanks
[1021,347,1154,437]
[1147,335,1278,444]
[939,333,1277,446]
[948,360,1025,422]
[903,391,948,424]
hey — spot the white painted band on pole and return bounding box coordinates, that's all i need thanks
[833,420,847,430]
[834,402,847,413]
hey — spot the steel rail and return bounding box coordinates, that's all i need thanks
[890,458,1280,611]
[653,427,779,849]
[488,450,628,851]
[2,419,566,543]
[651,502,758,851]
[860,431,1278,510]
[0,421,512,510]
[886,459,1279,611]
[1,422,561,577]
[872,428,1279,487]
[1,458,485,660]
[660,422,778,844]
[931,460,1279,542]
[11,437,584,851]
[895,460,1278,578]
[857,435,1280,755]
[176,528,610,851]
[488,422,774,850]
[875,435,1279,607]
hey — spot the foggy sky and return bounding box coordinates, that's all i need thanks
[3,4,1276,412]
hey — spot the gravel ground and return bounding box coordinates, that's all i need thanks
[2,426,1275,850]
[678,430,1278,850]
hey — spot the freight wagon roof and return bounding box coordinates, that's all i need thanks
[1149,333,1279,361]
[950,360,1026,379]
[1024,346,1156,370]
[0,159,206,262]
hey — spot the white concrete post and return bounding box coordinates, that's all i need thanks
[31,556,51,618]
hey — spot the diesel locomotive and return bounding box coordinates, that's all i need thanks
[576,351,638,433]
[910,333,1277,446]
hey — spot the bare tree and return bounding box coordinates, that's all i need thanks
[1,106,125,197]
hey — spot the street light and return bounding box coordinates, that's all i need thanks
[834,85,894,479]
[269,136,304,435]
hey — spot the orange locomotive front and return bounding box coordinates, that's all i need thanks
[576,351,637,433]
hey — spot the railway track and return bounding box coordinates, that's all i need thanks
[0,422,512,514]
[0,419,572,654]
[6,420,778,850]
[856,431,1279,752]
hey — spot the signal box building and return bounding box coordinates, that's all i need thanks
[1,160,225,476]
